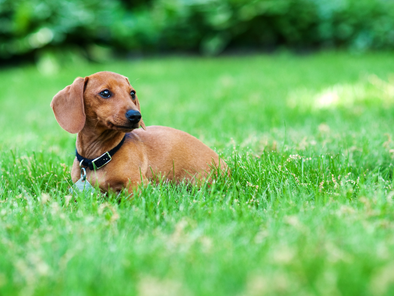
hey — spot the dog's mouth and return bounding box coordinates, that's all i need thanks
[107,121,139,131]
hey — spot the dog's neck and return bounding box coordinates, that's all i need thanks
[76,124,125,159]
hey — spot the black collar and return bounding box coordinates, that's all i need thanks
[76,135,126,170]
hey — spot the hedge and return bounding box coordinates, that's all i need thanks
[0,0,393,60]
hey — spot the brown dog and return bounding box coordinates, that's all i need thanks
[51,71,227,193]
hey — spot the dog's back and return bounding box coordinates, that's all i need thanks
[131,125,227,182]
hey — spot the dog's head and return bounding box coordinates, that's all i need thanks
[51,71,146,134]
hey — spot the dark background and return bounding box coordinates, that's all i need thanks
[1,0,394,65]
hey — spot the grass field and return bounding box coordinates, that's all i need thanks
[1,51,394,295]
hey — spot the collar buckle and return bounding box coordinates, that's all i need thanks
[76,135,126,171]
[91,151,112,170]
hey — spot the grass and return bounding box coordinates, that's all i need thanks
[1,51,394,295]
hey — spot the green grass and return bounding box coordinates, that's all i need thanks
[1,51,394,295]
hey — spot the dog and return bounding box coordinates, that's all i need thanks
[51,71,227,193]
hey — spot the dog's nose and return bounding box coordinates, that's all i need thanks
[125,110,141,123]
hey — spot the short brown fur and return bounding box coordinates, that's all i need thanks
[51,71,228,193]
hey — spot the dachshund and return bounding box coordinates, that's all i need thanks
[51,71,227,193]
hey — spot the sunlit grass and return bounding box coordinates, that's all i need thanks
[1,51,394,295]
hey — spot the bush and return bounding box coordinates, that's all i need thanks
[0,0,393,61]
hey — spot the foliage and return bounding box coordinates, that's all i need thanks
[1,0,394,61]
[1,52,394,294]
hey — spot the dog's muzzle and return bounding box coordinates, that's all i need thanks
[125,110,141,124]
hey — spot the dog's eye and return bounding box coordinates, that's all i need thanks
[130,90,136,100]
[99,90,111,98]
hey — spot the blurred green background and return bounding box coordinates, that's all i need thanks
[1,0,394,66]
[3,2,394,295]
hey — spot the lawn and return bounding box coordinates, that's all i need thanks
[1,51,394,295]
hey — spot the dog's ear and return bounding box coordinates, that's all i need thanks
[51,77,87,134]
[136,98,146,130]
[125,76,146,130]
[139,118,146,130]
